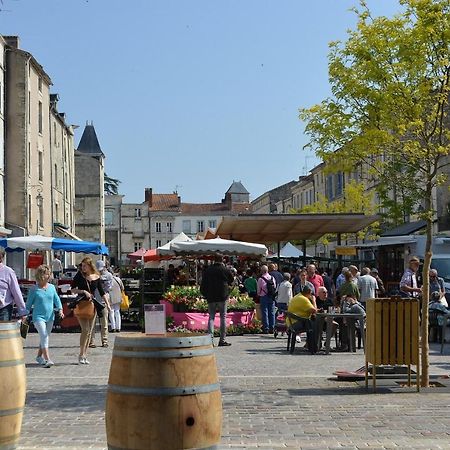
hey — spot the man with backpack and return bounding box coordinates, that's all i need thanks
[257,265,277,334]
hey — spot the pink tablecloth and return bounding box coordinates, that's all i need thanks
[160,300,255,330]
[171,311,255,330]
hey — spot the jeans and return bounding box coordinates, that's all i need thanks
[260,295,275,332]
[33,320,54,349]
[0,304,13,321]
[109,303,121,331]
[208,301,227,342]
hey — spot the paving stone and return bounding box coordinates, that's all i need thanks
[17,332,450,449]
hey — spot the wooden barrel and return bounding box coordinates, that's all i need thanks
[106,333,222,450]
[0,322,26,450]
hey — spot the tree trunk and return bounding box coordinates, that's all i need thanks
[420,218,433,388]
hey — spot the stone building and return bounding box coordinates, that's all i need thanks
[0,37,10,236]
[74,123,105,245]
[106,182,252,265]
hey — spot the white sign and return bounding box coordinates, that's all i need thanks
[144,304,166,335]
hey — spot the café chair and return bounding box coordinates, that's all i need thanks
[285,311,316,355]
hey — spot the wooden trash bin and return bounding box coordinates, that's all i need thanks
[0,322,26,449]
[106,332,222,450]
[365,297,420,392]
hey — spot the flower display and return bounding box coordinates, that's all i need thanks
[162,285,256,312]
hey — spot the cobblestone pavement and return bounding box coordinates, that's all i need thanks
[18,330,450,449]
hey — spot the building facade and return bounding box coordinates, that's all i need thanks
[74,122,105,245]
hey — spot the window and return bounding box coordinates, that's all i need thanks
[156,239,162,247]
[53,123,57,144]
[55,203,59,222]
[0,81,2,115]
[54,164,58,187]
[38,203,43,229]
[38,101,43,133]
[182,220,191,234]
[197,221,204,233]
[134,242,142,252]
[135,208,141,218]
[166,222,172,232]
[38,77,42,92]
[28,91,31,124]
[155,222,161,233]
[208,220,217,229]
[38,151,43,181]
[105,210,114,226]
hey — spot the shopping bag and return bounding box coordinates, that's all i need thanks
[120,292,130,310]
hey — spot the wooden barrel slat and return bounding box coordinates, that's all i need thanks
[0,322,26,450]
[106,333,222,450]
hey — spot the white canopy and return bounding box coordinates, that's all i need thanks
[158,237,268,257]
[268,242,311,259]
[157,232,192,252]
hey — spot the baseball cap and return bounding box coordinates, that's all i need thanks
[370,268,378,274]
[95,260,105,270]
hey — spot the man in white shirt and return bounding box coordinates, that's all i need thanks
[357,267,378,303]
[52,255,63,279]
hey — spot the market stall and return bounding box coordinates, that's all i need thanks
[156,237,268,333]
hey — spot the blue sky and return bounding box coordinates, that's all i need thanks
[2,0,401,204]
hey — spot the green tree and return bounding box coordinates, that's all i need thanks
[299,0,450,386]
[104,174,121,196]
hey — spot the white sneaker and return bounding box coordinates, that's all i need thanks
[36,356,46,365]
[296,336,302,343]
[83,358,90,365]
[45,360,54,368]
[78,356,86,365]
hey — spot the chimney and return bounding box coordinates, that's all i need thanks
[3,36,19,49]
[145,188,152,206]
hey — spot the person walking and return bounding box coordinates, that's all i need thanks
[257,265,277,334]
[89,260,113,348]
[109,270,124,332]
[52,254,63,279]
[357,267,378,304]
[200,256,233,347]
[0,248,27,321]
[26,265,64,368]
[71,257,109,364]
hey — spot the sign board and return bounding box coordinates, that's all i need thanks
[335,246,357,256]
[144,304,166,335]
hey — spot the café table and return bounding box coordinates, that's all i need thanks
[316,311,365,354]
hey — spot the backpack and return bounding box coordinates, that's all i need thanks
[261,276,277,299]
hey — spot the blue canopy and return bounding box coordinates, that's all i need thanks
[0,235,108,255]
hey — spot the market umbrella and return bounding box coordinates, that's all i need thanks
[267,242,312,259]
[144,232,193,262]
[158,237,268,257]
[0,235,109,255]
[127,247,146,260]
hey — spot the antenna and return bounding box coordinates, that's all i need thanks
[174,185,182,194]
[302,155,313,175]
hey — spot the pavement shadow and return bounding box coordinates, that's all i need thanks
[25,385,106,412]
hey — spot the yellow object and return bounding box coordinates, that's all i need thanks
[120,292,130,310]
[286,294,314,325]
[335,246,357,256]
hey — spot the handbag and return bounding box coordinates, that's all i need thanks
[120,291,130,310]
[20,320,29,339]
[74,280,95,320]
[74,299,95,320]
